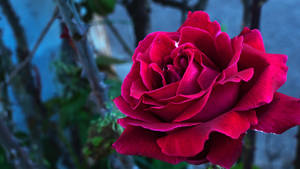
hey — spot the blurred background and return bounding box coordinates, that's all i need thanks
[0,0,299,169]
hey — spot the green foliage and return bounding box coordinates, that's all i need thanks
[231,162,261,169]
[49,53,127,168]
[87,0,116,16]
[150,160,187,169]
[134,156,187,169]
[96,55,129,67]
[221,24,227,32]
[105,78,122,100]
[0,146,14,169]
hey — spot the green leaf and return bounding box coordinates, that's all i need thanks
[0,146,14,169]
[150,160,187,169]
[90,136,104,146]
[231,162,261,169]
[87,0,116,15]
[105,78,122,99]
[96,55,129,67]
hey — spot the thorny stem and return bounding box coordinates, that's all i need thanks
[0,1,49,168]
[55,1,137,169]
[240,1,266,169]
[294,127,300,169]
[0,118,37,169]
[56,0,108,116]
[242,130,256,169]
[2,7,59,87]
[104,18,133,56]
[0,0,29,60]
[0,29,37,169]
[123,0,150,46]
[153,0,209,11]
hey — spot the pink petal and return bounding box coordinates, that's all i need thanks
[173,90,212,122]
[146,81,179,101]
[239,27,265,52]
[138,59,164,90]
[178,26,217,58]
[121,62,140,107]
[177,61,202,95]
[207,133,243,169]
[166,32,180,41]
[130,78,147,99]
[157,125,211,157]
[157,111,257,157]
[112,126,185,164]
[132,32,159,61]
[218,68,254,85]
[253,92,300,134]
[150,63,167,86]
[235,45,288,111]
[189,82,240,122]
[149,33,176,65]
[113,96,159,122]
[118,117,200,132]
[178,11,221,37]
[215,32,233,69]
[146,99,195,122]
[221,36,244,78]
[197,66,219,89]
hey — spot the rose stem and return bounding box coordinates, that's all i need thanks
[241,1,267,169]
[294,127,300,169]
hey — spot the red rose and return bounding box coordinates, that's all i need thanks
[113,11,300,168]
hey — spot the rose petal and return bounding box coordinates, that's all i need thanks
[130,78,147,99]
[177,61,202,95]
[121,62,140,107]
[113,126,185,164]
[178,26,217,58]
[207,133,243,169]
[132,32,159,61]
[114,96,159,122]
[149,33,176,65]
[146,99,195,122]
[150,63,167,86]
[173,89,212,122]
[221,36,244,78]
[240,27,265,52]
[189,82,240,122]
[146,81,179,100]
[218,68,254,85]
[235,45,288,111]
[157,111,257,157]
[178,11,221,37]
[197,66,219,89]
[253,92,300,134]
[215,32,233,69]
[138,59,165,90]
[118,117,200,132]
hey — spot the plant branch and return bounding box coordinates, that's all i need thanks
[123,0,151,46]
[152,0,209,11]
[294,127,300,169]
[241,2,266,169]
[0,0,28,60]
[55,1,137,169]
[2,7,59,87]
[152,0,192,11]
[104,18,133,56]
[193,0,209,11]
[0,29,37,169]
[0,118,37,169]
[242,130,256,169]
[55,0,109,116]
